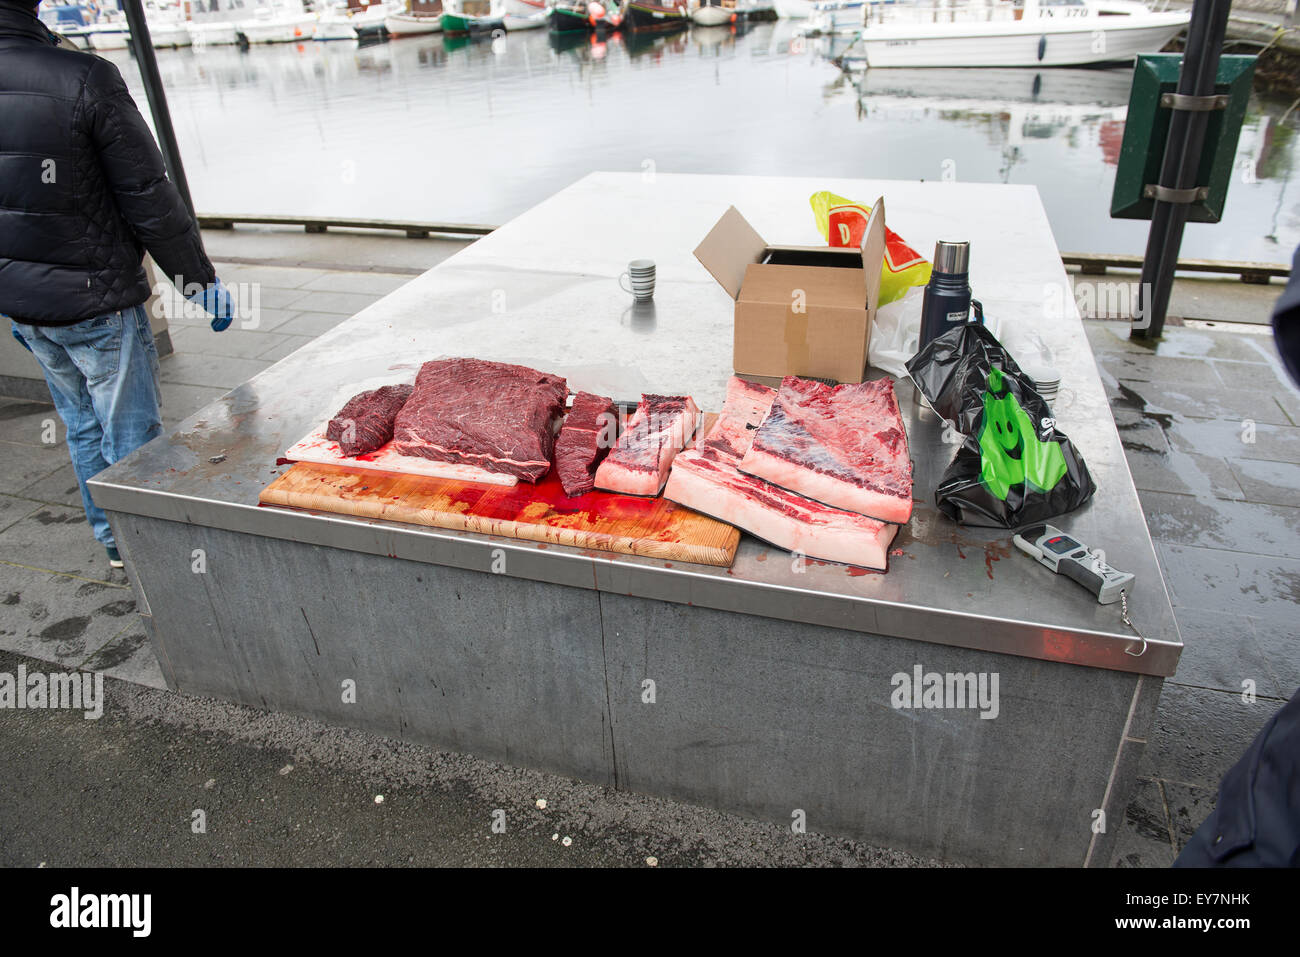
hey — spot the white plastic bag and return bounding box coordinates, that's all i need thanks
[869,287,1001,379]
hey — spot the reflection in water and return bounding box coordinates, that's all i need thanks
[103,21,1298,262]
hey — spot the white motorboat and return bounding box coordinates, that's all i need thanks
[313,5,361,39]
[385,0,445,34]
[240,1,317,42]
[37,3,95,48]
[85,9,131,49]
[503,0,548,29]
[187,1,243,46]
[187,19,242,45]
[839,0,1190,69]
[807,0,867,33]
[146,2,194,46]
[692,0,740,25]
[773,0,817,17]
[346,0,397,35]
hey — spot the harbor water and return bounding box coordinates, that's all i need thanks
[101,20,1298,263]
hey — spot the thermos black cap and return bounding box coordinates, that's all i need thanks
[933,240,970,275]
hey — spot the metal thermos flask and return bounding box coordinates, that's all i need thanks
[918,241,982,350]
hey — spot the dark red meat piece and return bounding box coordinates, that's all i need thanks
[325,384,414,457]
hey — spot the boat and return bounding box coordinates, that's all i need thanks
[37,2,96,48]
[385,0,445,34]
[145,1,194,46]
[691,0,740,26]
[624,0,689,28]
[504,0,547,17]
[313,3,362,40]
[186,0,243,46]
[773,0,816,17]
[442,0,505,34]
[806,0,866,33]
[550,1,591,30]
[345,0,396,36]
[592,1,625,30]
[238,0,317,42]
[504,11,549,27]
[550,0,625,31]
[838,0,1190,69]
[551,0,624,30]
[741,0,778,19]
[503,0,549,30]
[83,7,131,49]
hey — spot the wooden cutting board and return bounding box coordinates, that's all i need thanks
[258,437,740,567]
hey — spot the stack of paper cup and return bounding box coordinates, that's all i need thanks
[620,260,656,302]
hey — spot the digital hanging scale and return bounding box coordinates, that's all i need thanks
[1013,524,1135,605]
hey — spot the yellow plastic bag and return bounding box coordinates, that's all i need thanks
[810,191,932,306]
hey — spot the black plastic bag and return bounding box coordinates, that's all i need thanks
[905,322,1095,528]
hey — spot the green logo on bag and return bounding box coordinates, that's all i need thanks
[977,368,1067,500]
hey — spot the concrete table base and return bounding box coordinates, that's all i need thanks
[114,510,1157,867]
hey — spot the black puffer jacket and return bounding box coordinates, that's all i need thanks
[0,4,215,326]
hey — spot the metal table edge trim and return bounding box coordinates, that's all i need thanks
[90,477,1181,677]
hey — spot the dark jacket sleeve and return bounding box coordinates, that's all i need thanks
[82,56,216,295]
[1272,245,1300,390]
[1174,689,1300,867]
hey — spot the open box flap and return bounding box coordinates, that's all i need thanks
[860,196,886,311]
[694,206,768,301]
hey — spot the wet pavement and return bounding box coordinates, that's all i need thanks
[0,233,1296,867]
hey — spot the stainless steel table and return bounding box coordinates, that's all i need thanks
[92,173,1181,866]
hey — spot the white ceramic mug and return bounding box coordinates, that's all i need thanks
[619,259,656,301]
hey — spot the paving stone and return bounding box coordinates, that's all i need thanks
[256,334,316,363]
[0,565,132,668]
[300,272,412,296]
[248,286,314,312]
[1087,320,1279,363]
[1110,406,1171,454]
[1162,780,1218,854]
[1138,490,1300,559]
[1108,777,1176,868]
[282,290,382,316]
[168,325,294,361]
[1168,418,1300,464]
[1096,352,1225,386]
[0,400,61,447]
[17,462,84,510]
[1121,446,1245,500]
[158,353,272,390]
[215,265,328,289]
[1249,618,1300,698]
[1227,457,1300,507]
[1146,330,1275,364]
[1144,682,1278,790]
[1085,321,1153,354]
[0,494,42,535]
[1164,608,1278,699]
[1156,542,1300,628]
[80,624,165,690]
[264,311,353,338]
[0,505,121,583]
[1118,378,1292,427]
[0,439,69,490]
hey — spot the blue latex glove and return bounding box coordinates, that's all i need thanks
[187,278,236,332]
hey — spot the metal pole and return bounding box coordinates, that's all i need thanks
[119,0,196,217]
[1132,0,1231,339]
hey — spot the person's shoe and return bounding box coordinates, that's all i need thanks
[106,546,124,569]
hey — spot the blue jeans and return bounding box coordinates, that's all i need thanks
[10,305,163,548]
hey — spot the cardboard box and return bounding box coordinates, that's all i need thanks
[694,198,886,385]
